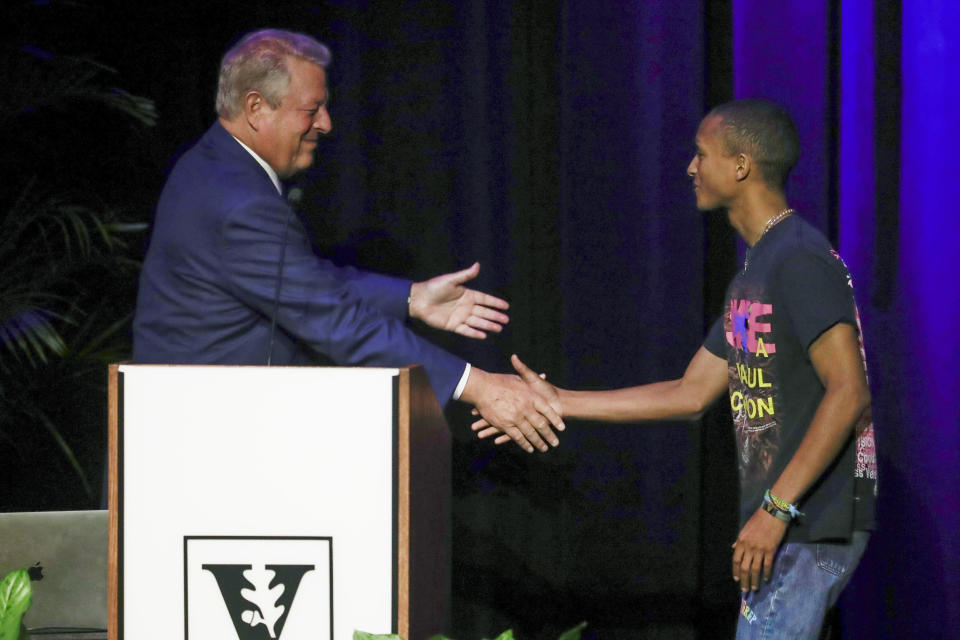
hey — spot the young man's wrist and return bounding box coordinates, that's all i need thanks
[761,489,803,522]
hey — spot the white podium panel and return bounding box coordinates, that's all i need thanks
[115,365,406,640]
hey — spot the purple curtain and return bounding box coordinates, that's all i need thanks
[735,0,960,635]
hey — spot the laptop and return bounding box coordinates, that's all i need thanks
[0,510,108,636]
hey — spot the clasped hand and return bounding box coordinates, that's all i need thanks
[409,262,510,339]
[470,354,564,451]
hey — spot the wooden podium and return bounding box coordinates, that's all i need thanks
[108,364,450,640]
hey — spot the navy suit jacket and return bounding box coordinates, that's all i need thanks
[133,122,466,404]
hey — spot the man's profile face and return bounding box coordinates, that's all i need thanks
[687,115,738,211]
[258,56,332,178]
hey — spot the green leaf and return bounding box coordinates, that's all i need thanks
[492,630,516,640]
[425,635,454,640]
[0,570,33,640]
[353,631,404,640]
[36,411,92,499]
[557,621,587,640]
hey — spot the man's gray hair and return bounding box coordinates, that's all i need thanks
[216,29,331,120]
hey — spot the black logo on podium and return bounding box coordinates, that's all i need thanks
[202,564,313,640]
[185,536,333,640]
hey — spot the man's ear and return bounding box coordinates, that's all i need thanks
[735,153,752,182]
[243,91,265,129]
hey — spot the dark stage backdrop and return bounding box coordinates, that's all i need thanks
[9,1,959,639]
[290,3,726,637]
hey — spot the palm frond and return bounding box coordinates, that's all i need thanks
[0,186,144,371]
[0,39,152,508]
[0,309,70,373]
[36,409,94,500]
[96,88,159,127]
[2,46,157,129]
[70,311,133,362]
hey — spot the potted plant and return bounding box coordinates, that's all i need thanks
[353,621,587,640]
[0,34,155,510]
[0,569,31,640]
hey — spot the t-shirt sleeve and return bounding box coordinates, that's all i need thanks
[703,316,726,358]
[774,249,858,351]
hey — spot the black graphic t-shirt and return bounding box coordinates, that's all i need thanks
[704,215,877,543]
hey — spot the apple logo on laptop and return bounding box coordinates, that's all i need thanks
[27,562,44,581]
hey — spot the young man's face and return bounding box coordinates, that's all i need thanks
[257,56,332,179]
[687,115,739,211]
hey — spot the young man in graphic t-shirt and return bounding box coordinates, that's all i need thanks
[474,98,878,638]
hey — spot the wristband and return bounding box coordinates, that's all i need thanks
[764,489,804,519]
[761,499,792,522]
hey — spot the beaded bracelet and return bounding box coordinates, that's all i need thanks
[764,489,804,519]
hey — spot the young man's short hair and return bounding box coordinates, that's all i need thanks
[708,99,800,191]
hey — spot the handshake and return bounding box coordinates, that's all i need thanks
[459,354,564,454]
[406,263,566,453]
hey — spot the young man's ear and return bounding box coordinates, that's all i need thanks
[735,153,752,182]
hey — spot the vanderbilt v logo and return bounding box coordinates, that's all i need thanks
[202,564,314,640]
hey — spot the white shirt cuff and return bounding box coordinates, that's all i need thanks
[452,363,471,401]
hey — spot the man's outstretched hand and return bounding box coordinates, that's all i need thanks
[460,364,564,453]
[409,262,509,339]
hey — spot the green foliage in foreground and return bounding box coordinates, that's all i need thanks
[355,621,587,640]
[0,569,32,640]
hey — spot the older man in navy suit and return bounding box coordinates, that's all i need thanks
[133,29,562,452]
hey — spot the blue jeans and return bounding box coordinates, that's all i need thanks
[736,531,870,639]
